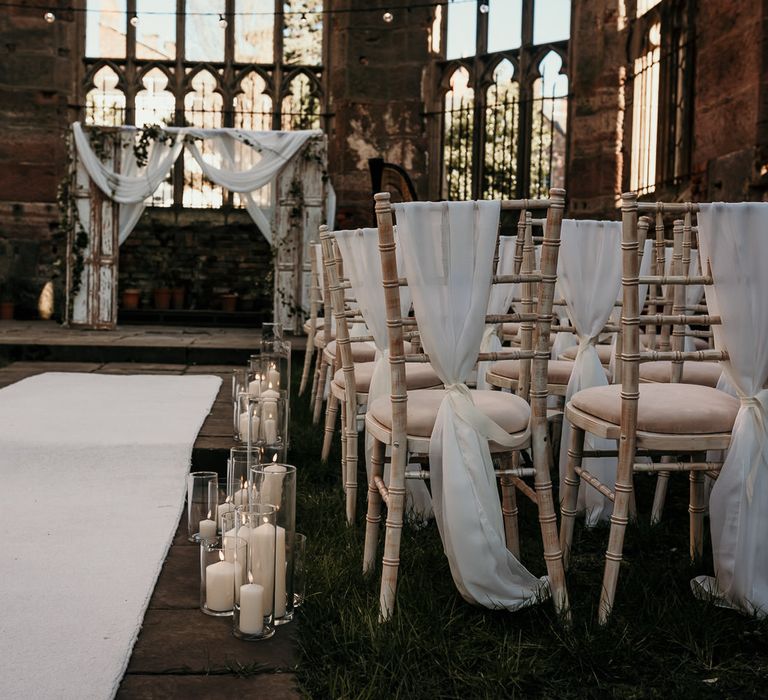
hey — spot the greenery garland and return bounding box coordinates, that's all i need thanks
[57,133,89,320]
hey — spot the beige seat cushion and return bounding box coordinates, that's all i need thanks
[488,359,575,385]
[303,317,326,334]
[333,362,442,393]
[501,322,520,337]
[313,329,336,347]
[369,388,530,438]
[559,344,613,365]
[639,361,721,388]
[324,340,378,362]
[570,383,738,435]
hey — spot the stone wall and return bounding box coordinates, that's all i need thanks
[118,209,273,312]
[566,0,626,218]
[325,0,432,228]
[693,0,766,201]
[0,3,80,316]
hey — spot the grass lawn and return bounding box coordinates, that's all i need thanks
[289,358,768,698]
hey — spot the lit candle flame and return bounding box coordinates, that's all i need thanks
[268,382,273,390]
[248,571,254,584]
[218,550,224,562]
[207,510,212,519]
[272,454,278,463]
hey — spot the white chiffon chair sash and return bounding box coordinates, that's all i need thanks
[477,235,516,390]
[334,229,431,518]
[691,203,768,616]
[394,201,546,610]
[557,220,622,526]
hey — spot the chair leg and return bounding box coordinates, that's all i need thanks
[339,400,347,491]
[309,347,323,407]
[379,444,407,622]
[650,467,671,525]
[312,356,329,424]
[363,438,385,573]
[344,407,358,525]
[500,452,520,558]
[321,394,339,462]
[598,440,635,625]
[559,426,585,570]
[298,336,314,396]
[689,469,706,561]
[533,444,570,622]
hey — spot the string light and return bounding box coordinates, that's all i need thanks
[382,11,394,22]
[129,15,139,27]
[218,13,227,28]
[43,11,55,23]
[479,3,489,13]
[28,1,476,20]
[299,12,308,26]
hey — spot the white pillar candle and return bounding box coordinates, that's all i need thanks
[274,526,287,618]
[263,418,277,444]
[239,576,264,635]
[217,500,235,533]
[268,364,280,389]
[248,377,261,397]
[238,412,260,442]
[234,560,245,603]
[205,553,235,612]
[199,517,217,541]
[261,464,287,510]
[251,522,275,613]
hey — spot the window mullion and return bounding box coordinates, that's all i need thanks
[125,0,137,125]
[273,0,284,129]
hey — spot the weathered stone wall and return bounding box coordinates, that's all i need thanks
[566,0,626,218]
[693,0,766,201]
[118,210,273,311]
[567,0,768,218]
[0,3,81,316]
[325,0,432,228]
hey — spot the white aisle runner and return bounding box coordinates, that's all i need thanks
[0,372,221,700]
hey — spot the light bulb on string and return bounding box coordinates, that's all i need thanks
[382,11,394,23]
[299,12,308,27]
[129,15,139,27]
[43,11,55,23]
[479,3,490,14]
[218,14,228,28]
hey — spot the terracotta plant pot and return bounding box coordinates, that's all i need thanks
[171,286,185,310]
[153,287,172,310]
[121,288,141,311]
[0,301,14,320]
[220,293,238,313]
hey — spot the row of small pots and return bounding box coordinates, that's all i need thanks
[121,288,239,312]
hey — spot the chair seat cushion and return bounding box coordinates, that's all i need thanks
[333,362,442,393]
[488,359,575,385]
[501,322,520,336]
[313,329,336,347]
[369,388,530,438]
[303,317,326,334]
[569,383,738,435]
[639,361,721,387]
[559,344,613,365]
[324,340,378,362]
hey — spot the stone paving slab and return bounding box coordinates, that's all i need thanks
[117,673,299,699]
[126,609,297,674]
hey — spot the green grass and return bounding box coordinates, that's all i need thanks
[287,358,768,698]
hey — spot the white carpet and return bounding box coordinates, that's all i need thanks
[0,372,221,700]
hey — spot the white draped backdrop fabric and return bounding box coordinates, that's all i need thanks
[393,201,546,610]
[334,229,431,518]
[557,220,623,526]
[72,121,321,246]
[691,203,768,616]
